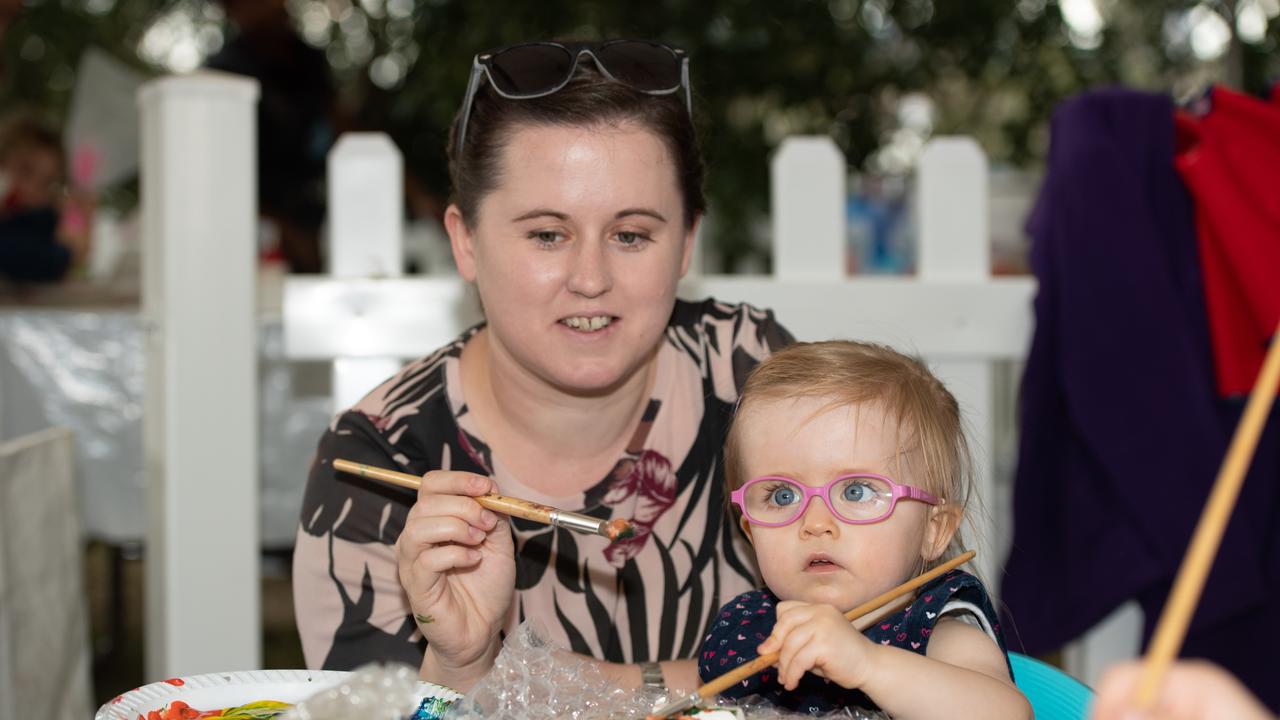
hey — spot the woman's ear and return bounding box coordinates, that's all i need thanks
[678,214,701,278]
[445,204,478,282]
[738,515,755,545]
[921,503,962,562]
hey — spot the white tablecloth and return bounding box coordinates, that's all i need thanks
[0,309,332,547]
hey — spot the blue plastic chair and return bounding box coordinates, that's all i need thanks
[1009,652,1094,720]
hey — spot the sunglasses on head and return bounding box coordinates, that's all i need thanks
[455,39,692,155]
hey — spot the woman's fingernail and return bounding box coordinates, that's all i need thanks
[481,510,497,526]
[470,527,484,542]
[467,549,481,562]
[470,476,486,492]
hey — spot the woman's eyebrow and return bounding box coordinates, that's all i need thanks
[615,207,667,222]
[511,208,569,222]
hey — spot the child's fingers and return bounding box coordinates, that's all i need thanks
[785,641,825,688]
[776,624,818,690]
[758,634,779,655]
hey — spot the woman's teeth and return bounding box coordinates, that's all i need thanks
[562,315,612,332]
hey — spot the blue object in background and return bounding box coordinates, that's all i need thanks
[1009,652,1093,720]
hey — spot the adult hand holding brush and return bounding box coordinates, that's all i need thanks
[391,466,518,693]
[335,458,640,693]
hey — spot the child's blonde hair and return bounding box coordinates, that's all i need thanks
[725,340,974,564]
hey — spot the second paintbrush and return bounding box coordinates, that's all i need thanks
[332,458,638,543]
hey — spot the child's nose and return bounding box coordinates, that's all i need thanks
[799,497,839,536]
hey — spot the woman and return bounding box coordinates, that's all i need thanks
[292,39,793,694]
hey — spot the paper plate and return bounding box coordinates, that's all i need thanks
[95,668,462,720]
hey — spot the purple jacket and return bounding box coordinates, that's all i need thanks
[1001,88,1280,709]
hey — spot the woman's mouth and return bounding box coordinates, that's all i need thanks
[560,315,614,333]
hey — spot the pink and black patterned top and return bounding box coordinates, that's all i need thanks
[293,298,793,670]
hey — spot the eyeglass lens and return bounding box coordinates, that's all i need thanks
[488,41,681,97]
[742,476,893,524]
[595,41,681,90]
[486,44,575,96]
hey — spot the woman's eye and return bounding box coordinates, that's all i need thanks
[616,231,650,246]
[769,486,798,506]
[529,230,562,245]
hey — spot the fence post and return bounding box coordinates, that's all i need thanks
[139,71,261,677]
[770,137,846,280]
[326,133,405,411]
[916,137,1002,587]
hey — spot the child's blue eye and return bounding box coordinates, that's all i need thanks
[769,486,799,506]
[841,482,876,503]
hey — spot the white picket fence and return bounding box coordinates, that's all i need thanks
[138,71,1135,686]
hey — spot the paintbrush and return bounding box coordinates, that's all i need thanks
[333,458,638,542]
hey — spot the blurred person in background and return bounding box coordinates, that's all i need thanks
[207,0,336,273]
[0,111,94,283]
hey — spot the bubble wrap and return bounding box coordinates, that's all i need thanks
[444,622,886,720]
[281,663,449,720]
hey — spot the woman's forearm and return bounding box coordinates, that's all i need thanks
[426,641,702,697]
[582,657,701,692]
[420,641,501,693]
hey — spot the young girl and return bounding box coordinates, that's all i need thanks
[700,341,1031,718]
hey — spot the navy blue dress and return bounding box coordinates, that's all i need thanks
[698,570,1012,715]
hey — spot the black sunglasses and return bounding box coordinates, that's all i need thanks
[454,39,692,155]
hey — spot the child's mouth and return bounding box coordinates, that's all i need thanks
[805,556,840,572]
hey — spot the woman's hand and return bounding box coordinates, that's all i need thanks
[757,601,872,691]
[396,470,516,688]
[1092,660,1275,720]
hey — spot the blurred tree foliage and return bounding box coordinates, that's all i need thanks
[1,0,1276,270]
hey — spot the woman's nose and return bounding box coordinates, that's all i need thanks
[565,238,612,298]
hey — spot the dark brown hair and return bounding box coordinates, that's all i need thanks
[446,59,705,229]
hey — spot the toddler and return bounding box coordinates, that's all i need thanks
[699,340,1030,718]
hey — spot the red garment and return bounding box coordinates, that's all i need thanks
[1175,87,1280,397]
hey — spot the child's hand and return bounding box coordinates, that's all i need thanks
[757,601,876,691]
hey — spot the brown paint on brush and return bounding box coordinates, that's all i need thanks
[602,518,637,542]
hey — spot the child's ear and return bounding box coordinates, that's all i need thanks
[738,515,755,545]
[921,503,962,561]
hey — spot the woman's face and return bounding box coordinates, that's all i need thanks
[447,122,696,394]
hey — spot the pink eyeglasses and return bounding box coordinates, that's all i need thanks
[730,473,940,527]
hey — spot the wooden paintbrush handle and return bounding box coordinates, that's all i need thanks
[474,493,555,525]
[332,458,594,532]
[1135,323,1280,707]
[333,458,419,490]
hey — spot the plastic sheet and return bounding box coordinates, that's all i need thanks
[282,663,456,720]
[447,622,886,720]
[0,310,333,546]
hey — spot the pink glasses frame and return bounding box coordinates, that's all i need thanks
[730,473,941,527]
